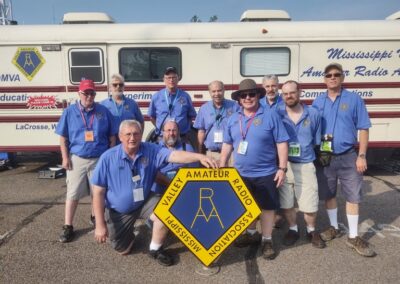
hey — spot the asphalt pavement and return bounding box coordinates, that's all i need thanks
[0,154,399,283]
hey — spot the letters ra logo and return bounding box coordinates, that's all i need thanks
[154,168,261,266]
[12,47,46,81]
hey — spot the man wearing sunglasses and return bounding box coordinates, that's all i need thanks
[220,79,289,260]
[56,79,117,243]
[260,74,284,111]
[148,67,197,143]
[101,73,144,141]
[312,63,375,257]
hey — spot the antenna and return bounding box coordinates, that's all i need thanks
[0,0,16,25]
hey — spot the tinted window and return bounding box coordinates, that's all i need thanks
[241,47,290,76]
[69,49,104,83]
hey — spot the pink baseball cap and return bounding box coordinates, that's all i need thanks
[79,79,95,92]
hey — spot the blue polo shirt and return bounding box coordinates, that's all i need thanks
[260,95,284,111]
[91,143,171,214]
[193,99,239,151]
[148,88,197,135]
[55,101,117,158]
[151,141,198,194]
[101,95,144,129]
[278,104,321,163]
[223,106,289,177]
[312,89,371,154]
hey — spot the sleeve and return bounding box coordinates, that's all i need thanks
[186,94,197,119]
[55,108,69,137]
[313,111,322,145]
[147,93,157,118]
[271,112,290,143]
[223,116,234,144]
[193,105,205,130]
[105,108,118,136]
[355,96,371,130]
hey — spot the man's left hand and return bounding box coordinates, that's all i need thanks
[199,156,219,169]
[356,157,368,173]
[274,170,286,188]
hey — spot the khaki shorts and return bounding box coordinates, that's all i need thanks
[66,155,98,200]
[279,162,319,213]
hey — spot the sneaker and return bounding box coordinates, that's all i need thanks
[320,226,343,241]
[89,215,96,228]
[346,236,376,257]
[149,248,173,266]
[283,229,300,246]
[59,225,74,243]
[307,231,326,249]
[234,232,261,248]
[261,239,277,260]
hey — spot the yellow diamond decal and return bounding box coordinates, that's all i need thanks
[12,47,45,81]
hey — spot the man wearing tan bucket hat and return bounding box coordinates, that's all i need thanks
[220,79,289,260]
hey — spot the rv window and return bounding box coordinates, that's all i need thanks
[119,48,181,82]
[69,49,104,84]
[240,47,290,76]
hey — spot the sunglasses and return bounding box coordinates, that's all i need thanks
[239,92,257,99]
[80,91,96,97]
[324,73,342,78]
[112,83,124,87]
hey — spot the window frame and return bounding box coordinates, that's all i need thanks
[68,48,105,84]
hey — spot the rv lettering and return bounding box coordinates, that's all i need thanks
[354,66,388,77]
[0,74,21,82]
[327,48,393,61]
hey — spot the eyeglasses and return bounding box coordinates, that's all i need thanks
[80,91,96,97]
[324,73,342,78]
[112,83,124,88]
[239,92,257,99]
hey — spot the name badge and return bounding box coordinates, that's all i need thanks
[320,141,333,152]
[214,130,223,143]
[288,142,301,157]
[237,140,248,155]
[133,187,144,202]
[84,130,94,142]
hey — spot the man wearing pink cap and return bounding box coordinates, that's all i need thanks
[55,79,117,243]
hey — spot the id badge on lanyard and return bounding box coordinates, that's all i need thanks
[237,140,248,155]
[288,142,301,157]
[85,131,94,142]
[214,129,223,143]
[132,174,144,202]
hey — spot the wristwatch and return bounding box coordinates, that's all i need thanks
[358,153,366,159]
[278,167,288,173]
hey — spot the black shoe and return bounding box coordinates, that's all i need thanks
[59,225,74,243]
[149,248,173,266]
[283,229,300,246]
[89,215,96,228]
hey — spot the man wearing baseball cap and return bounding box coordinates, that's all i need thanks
[148,67,196,143]
[220,79,289,260]
[56,78,117,243]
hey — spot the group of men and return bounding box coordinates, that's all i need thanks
[56,63,375,267]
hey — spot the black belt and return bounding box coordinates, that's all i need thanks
[333,148,355,156]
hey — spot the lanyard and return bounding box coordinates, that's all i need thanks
[213,102,225,128]
[164,89,180,114]
[112,98,125,118]
[239,112,257,141]
[76,102,95,130]
[322,91,342,136]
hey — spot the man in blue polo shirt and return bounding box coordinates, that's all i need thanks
[278,80,325,249]
[101,73,144,142]
[312,63,375,257]
[148,67,197,142]
[220,79,289,260]
[194,80,239,164]
[56,79,117,243]
[91,120,217,266]
[260,74,284,111]
[151,120,197,194]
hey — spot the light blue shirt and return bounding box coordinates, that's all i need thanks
[223,105,289,177]
[312,89,371,154]
[91,143,171,214]
[55,102,117,158]
[193,99,239,151]
[260,95,284,111]
[151,141,198,194]
[148,88,196,135]
[278,104,321,163]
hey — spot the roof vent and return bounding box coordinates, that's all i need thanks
[62,12,114,24]
[240,10,291,22]
[386,11,400,20]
